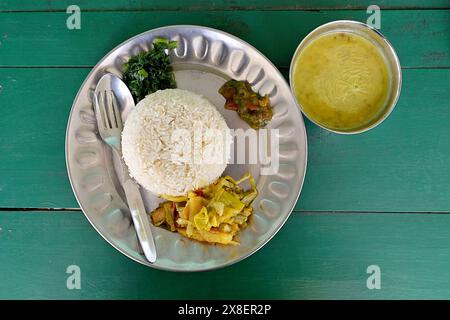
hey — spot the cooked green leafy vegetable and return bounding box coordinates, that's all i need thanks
[123,37,178,102]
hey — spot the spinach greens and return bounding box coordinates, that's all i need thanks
[123,37,178,102]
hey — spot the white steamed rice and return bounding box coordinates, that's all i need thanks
[122,89,231,196]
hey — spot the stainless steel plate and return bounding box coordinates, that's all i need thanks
[66,25,308,271]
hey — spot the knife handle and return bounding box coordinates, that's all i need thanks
[122,179,157,263]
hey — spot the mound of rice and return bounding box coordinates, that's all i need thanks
[122,89,231,196]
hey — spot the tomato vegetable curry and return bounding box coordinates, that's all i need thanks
[219,80,273,129]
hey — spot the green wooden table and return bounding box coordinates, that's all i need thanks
[0,0,449,299]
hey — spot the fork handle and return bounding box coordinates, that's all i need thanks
[122,179,157,263]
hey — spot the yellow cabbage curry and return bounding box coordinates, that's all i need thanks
[292,32,390,131]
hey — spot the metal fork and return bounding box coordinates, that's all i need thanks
[94,90,157,263]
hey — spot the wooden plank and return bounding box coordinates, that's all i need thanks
[1,68,450,211]
[2,211,450,299]
[0,10,448,67]
[0,68,88,208]
[0,0,447,11]
[297,68,450,212]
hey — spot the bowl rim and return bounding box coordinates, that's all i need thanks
[289,20,402,135]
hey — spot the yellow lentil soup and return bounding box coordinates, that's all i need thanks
[292,32,390,131]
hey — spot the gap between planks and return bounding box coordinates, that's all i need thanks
[0,207,81,212]
[0,66,449,69]
[0,7,449,13]
[1,208,450,215]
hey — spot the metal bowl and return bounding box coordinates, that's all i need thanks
[289,20,402,134]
